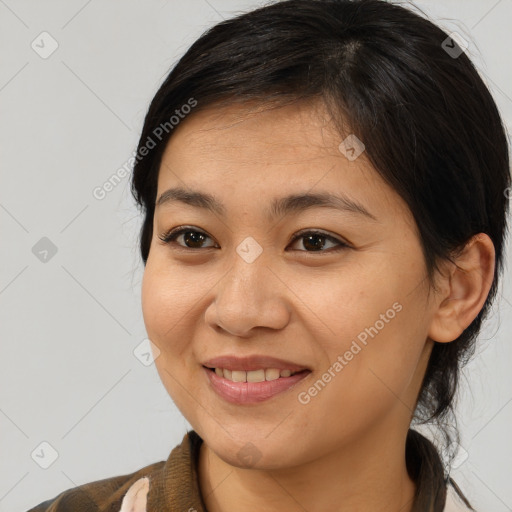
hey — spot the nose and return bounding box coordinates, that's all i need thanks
[204,250,291,338]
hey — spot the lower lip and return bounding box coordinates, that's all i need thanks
[203,366,311,404]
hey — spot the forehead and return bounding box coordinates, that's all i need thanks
[156,100,413,227]
[163,99,344,164]
[159,99,374,193]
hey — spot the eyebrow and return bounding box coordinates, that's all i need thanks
[155,186,378,222]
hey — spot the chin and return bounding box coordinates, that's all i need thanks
[207,429,303,470]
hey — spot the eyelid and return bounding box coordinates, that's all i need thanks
[289,228,348,247]
[158,226,350,252]
[158,225,218,248]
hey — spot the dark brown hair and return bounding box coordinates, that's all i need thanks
[130,1,511,509]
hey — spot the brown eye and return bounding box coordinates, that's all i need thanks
[158,227,349,253]
[158,227,216,249]
[288,230,349,253]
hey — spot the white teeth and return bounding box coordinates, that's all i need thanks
[231,370,247,382]
[247,369,266,383]
[265,368,280,381]
[212,368,299,383]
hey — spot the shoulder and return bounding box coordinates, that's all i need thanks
[25,430,204,512]
[25,460,165,512]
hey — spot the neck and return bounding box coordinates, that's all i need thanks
[198,425,417,512]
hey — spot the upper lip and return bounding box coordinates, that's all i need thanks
[202,355,311,372]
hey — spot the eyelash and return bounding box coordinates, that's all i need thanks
[158,226,350,254]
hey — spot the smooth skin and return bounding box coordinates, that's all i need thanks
[141,99,495,512]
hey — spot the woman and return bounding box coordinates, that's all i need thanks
[27,0,510,511]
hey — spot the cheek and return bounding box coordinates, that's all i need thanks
[141,260,205,413]
[303,267,429,420]
[141,258,200,357]
[292,303,426,449]
[303,266,398,354]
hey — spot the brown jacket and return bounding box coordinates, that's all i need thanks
[26,429,472,512]
[27,430,207,512]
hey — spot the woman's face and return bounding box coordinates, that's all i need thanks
[141,100,439,469]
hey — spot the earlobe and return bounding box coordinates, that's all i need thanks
[427,233,495,344]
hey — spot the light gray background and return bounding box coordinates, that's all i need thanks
[1,1,511,511]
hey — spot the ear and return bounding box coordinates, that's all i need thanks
[119,477,150,512]
[428,233,495,343]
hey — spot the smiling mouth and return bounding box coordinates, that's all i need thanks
[204,366,308,383]
[202,365,312,404]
